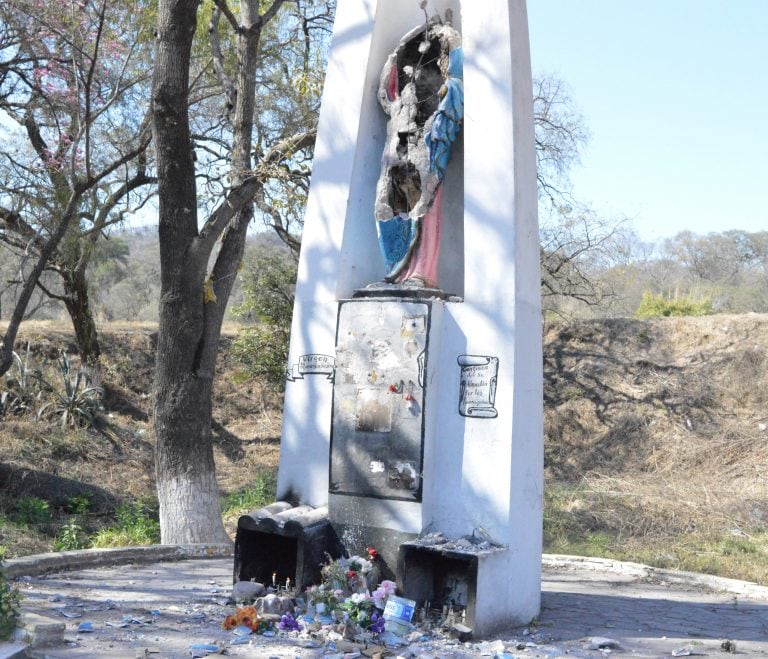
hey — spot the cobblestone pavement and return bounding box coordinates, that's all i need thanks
[9,556,768,658]
[540,560,768,657]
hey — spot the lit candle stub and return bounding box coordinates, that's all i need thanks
[272,572,276,587]
[285,577,291,590]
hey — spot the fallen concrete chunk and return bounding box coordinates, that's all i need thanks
[477,638,505,655]
[582,635,622,650]
[672,645,705,657]
[448,623,473,642]
[231,580,266,603]
[14,612,65,647]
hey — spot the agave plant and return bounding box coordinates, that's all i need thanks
[0,343,38,418]
[36,352,104,429]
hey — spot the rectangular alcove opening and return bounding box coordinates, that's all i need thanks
[398,541,508,634]
[233,529,298,587]
[334,1,465,299]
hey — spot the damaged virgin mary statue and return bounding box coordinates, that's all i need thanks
[373,12,463,291]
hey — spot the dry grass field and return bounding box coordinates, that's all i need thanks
[544,314,768,582]
[2,315,768,583]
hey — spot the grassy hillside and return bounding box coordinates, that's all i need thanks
[2,316,768,583]
[544,314,768,582]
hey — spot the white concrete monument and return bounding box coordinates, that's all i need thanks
[275,0,542,635]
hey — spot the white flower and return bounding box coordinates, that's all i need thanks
[348,556,373,573]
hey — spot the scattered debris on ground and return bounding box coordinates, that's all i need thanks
[8,557,768,658]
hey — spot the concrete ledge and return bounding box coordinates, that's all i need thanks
[13,612,65,647]
[0,641,29,659]
[543,553,768,600]
[4,543,233,579]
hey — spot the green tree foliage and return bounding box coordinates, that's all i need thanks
[594,230,768,319]
[231,245,296,386]
[636,292,713,319]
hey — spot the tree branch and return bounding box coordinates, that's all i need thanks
[260,0,289,27]
[209,6,237,121]
[196,129,315,253]
[212,0,240,31]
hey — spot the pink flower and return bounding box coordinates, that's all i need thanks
[380,580,396,595]
[372,580,396,608]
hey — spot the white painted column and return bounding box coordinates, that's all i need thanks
[278,0,467,506]
[426,0,543,625]
[278,0,542,628]
[276,0,379,506]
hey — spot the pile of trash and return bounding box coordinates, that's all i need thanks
[215,549,485,657]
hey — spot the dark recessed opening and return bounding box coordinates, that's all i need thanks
[234,529,298,586]
[398,545,478,622]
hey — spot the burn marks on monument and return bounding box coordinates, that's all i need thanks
[330,300,429,501]
[355,388,392,433]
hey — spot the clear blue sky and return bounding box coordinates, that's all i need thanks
[527,1,768,242]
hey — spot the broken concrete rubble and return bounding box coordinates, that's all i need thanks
[230,579,266,603]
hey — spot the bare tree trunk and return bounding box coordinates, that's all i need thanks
[151,0,288,544]
[151,0,230,545]
[62,266,101,368]
[0,195,80,376]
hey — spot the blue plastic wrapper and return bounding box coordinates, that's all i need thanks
[189,643,220,657]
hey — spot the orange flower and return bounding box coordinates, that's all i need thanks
[223,605,261,631]
[222,615,237,630]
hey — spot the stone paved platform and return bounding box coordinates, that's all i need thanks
[2,551,767,658]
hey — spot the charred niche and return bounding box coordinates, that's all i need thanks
[233,502,343,590]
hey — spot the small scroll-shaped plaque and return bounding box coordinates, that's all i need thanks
[286,354,336,382]
[457,355,499,418]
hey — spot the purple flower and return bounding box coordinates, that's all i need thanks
[278,612,300,632]
[369,611,385,634]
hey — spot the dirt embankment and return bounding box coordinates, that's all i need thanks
[544,314,768,559]
[0,322,281,555]
[2,316,768,571]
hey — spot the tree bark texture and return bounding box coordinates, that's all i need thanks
[62,265,101,367]
[151,0,230,545]
[151,0,288,544]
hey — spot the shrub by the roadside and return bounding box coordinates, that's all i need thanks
[636,292,713,318]
[0,550,22,640]
[90,502,160,548]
